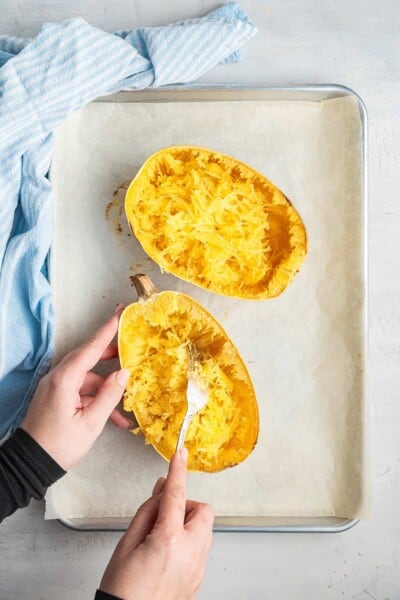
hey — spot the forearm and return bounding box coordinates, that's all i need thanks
[95,591,122,600]
[0,432,121,600]
[0,428,65,522]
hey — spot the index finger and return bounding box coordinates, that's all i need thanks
[61,305,123,377]
[155,448,188,533]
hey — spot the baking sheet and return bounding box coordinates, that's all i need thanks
[46,92,368,520]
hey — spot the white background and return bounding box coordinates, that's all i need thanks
[0,1,399,599]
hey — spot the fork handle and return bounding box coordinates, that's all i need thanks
[176,412,194,452]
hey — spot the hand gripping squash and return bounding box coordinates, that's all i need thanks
[124,146,307,300]
[119,275,259,472]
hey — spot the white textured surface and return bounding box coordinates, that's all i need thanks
[0,1,399,599]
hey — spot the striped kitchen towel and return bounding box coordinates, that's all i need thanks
[0,3,256,438]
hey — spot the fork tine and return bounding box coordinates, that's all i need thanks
[176,342,208,452]
[187,341,200,373]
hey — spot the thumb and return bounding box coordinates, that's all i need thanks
[86,368,130,423]
[120,495,161,550]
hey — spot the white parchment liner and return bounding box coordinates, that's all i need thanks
[46,96,368,519]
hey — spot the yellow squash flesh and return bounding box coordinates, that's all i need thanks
[125,146,307,299]
[119,275,259,472]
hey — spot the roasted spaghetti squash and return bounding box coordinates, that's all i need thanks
[119,275,259,472]
[124,146,307,299]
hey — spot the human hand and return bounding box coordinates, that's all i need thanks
[21,306,132,470]
[100,448,214,600]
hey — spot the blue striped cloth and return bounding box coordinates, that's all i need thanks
[0,3,256,438]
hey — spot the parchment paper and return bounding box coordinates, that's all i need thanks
[46,95,368,519]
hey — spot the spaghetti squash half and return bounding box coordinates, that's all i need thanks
[119,275,259,472]
[125,146,307,299]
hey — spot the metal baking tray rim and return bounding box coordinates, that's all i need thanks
[55,82,367,534]
[57,516,359,534]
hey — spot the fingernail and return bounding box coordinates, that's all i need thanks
[180,446,188,463]
[116,368,130,387]
[152,476,166,496]
[113,303,124,316]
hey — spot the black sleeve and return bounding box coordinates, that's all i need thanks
[95,590,122,600]
[0,427,65,523]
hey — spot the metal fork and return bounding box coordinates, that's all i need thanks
[176,342,208,451]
